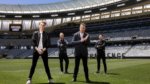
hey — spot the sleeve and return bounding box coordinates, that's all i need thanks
[57,40,60,47]
[46,33,51,48]
[84,33,90,46]
[65,39,69,45]
[101,40,106,47]
[71,33,81,45]
[32,32,37,48]
[86,34,90,45]
[95,42,98,49]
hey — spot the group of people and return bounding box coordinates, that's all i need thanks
[26,21,107,84]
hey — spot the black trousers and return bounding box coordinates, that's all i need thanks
[28,51,52,79]
[59,52,69,72]
[97,51,107,73]
[73,55,89,80]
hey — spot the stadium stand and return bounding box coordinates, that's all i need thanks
[0,0,150,58]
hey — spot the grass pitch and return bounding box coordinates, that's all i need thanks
[0,58,150,84]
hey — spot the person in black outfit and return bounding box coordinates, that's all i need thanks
[57,32,69,74]
[26,21,53,84]
[95,34,107,74]
[72,23,91,83]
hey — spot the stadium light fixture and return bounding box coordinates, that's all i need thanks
[0,15,6,18]
[117,3,125,7]
[32,15,40,18]
[84,10,92,14]
[100,8,107,11]
[137,0,142,2]
[51,14,58,17]
[15,15,22,18]
[3,32,8,35]
[68,13,75,16]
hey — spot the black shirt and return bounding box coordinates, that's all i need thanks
[95,40,106,51]
[57,39,68,53]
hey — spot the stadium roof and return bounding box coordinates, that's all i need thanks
[0,0,122,14]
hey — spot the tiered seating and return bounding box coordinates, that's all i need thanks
[0,39,32,46]
[125,44,150,57]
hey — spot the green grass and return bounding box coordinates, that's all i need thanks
[0,58,150,84]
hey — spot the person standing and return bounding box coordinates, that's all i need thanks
[95,34,107,74]
[72,23,91,83]
[26,21,53,84]
[57,32,69,74]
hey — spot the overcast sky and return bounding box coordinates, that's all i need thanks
[0,0,68,4]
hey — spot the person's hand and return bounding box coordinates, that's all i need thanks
[81,34,89,42]
[81,38,85,42]
[39,49,44,55]
[38,49,43,55]
[60,44,63,47]
[36,48,44,55]
[84,34,89,41]
[97,45,99,48]
[41,48,46,52]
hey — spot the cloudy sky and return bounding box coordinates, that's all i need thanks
[0,0,68,4]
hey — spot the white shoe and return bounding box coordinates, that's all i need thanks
[48,79,54,83]
[60,71,63,74]
[26,80,31,84]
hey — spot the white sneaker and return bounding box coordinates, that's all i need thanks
[48,79,54,83]
[26,80,31,84]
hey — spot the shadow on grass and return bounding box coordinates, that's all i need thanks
[77,81,110,84]
[65,72,73,74]
[107,73,120,75]
[34,83,65,84]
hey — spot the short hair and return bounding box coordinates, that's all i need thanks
[99,34,104,38]
[80,23,86,27]
[99,34,104,36]
[59,32,64,35]
[59,32,64,36]
[39,21,47,25]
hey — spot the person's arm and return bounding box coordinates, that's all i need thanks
[43,33,50,52]
[32,32,42,54]
[86,34,90,45]
[101,40,106,47]
[65,39,69,45]
[95,42,98,49]
[64,39,69,47]
[32,32,38,49]
[47,33,51,48]
[83,33,90,46]
[71,33,82,45]
[57,40,61,47]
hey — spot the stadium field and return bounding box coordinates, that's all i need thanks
[0,58,150,84]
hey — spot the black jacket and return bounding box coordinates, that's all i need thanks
[95,40,106,52]
[32,31,50,52]
[72,31,90,57]
[57,39,68,53]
